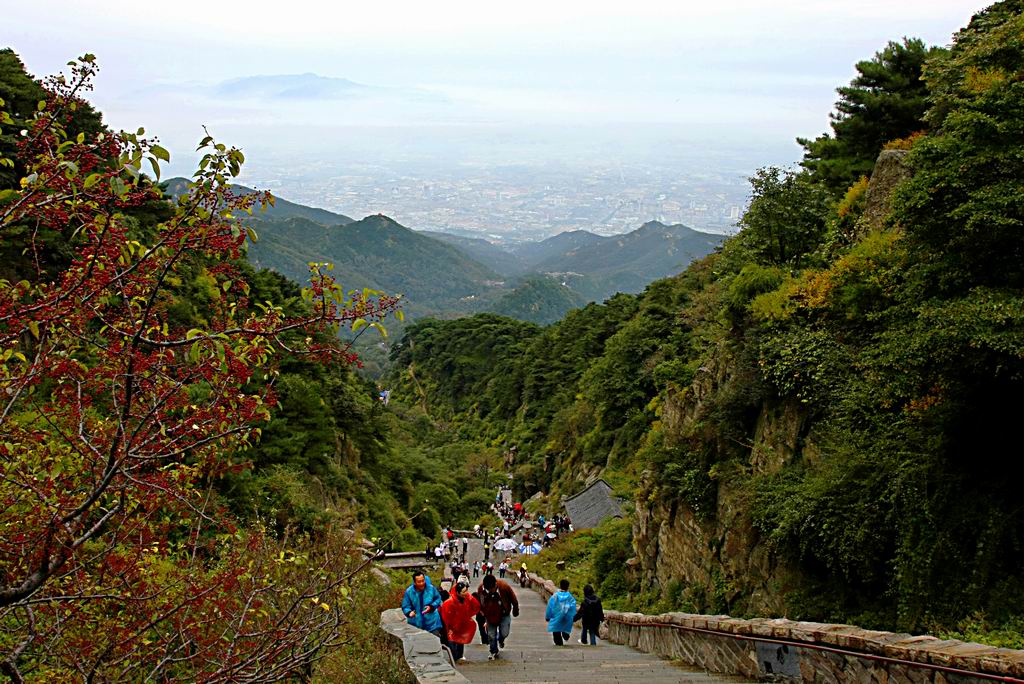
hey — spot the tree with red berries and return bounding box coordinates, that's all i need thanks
[0,55,399,682]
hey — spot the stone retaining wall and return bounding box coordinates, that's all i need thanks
[379,608,469,684]
[527,574,1024,683]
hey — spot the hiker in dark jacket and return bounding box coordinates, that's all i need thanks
[574,583,604,645]
[474,574,519,660]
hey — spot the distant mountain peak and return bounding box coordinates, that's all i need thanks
[213,73,370,100]
[162,177,353,226]
[361,214,403,229]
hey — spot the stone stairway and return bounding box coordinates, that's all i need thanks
[448,537,752,684]
[456,579,754,683]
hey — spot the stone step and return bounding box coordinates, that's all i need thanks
[445,537,754,684]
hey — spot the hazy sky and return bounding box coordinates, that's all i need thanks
[6,0,984,176]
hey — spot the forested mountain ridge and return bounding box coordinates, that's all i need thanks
[425,222,723,300]
[488,274,588,325]
[386,2,1024,644]
[245,213,504,317]
[166,171,720,328]
[529,220,722,301]
[240,197,721,328]
[165,176,355,225]
[530,221,714,273]
[511,228,610,267]
[421,230,530,275]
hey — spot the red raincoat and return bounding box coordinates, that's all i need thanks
[439,592,481,645]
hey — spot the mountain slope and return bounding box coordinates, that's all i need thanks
[487,275,587,325]
[248,214,503,315]
[165,172,720,324]
[164,177,354,226]
[532,221,719,276]
[526,222,722,301]
[421,231,527,276]
[423,223,722,303]
[512,230,609,267]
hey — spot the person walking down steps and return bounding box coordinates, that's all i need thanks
[475,573,520,661]
[574,583,605,645]
[546,578,577,646]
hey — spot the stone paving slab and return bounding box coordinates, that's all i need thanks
[452,537,753,684]
[456,583,753,683]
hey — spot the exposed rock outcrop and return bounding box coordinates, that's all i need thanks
[634,460,802,615]
[633,345,807,615]
[630,148,915,615]
[858,149,912,236]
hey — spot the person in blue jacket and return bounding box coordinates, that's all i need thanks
[545,578,577,645]
[402,571,444,641]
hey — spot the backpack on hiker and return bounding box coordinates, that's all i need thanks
[479,588,505,625]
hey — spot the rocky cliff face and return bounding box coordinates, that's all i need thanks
[633,363,807,616]
[858,149,912,236]
[628,149,912,617]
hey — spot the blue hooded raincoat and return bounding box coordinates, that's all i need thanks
[545,590,577,634]
[401,575,443,633]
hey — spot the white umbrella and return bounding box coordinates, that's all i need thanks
[545,532,557,539]
[493,538,517,552]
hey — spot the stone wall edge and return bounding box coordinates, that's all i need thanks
[527,571,1024,680]
[379,608,470,684]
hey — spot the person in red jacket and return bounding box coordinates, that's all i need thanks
[439,579,481,663]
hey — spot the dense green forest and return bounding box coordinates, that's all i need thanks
[0,47,516,548]
[2,1,1023,679]
[385,2,1024,641]
[0,48,513,681]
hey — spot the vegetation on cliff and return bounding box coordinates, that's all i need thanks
[2,2,1022,677]
[386,1,1024,640]
[0,52,495,681]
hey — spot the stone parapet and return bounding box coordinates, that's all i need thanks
[379,608,469,684]
[529,573,557,600]
[526,573,1024,682]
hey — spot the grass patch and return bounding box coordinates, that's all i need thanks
[937,613,1024,650]
[524,517,638,608]
[313,568,411,684]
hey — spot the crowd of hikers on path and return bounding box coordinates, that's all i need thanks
[401,570,605,665]
[400,487,600,665]
[425,514,573,566]
[425,489,573,563]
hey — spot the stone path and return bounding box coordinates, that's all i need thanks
[446,536,753,684]
[378,550,435,571]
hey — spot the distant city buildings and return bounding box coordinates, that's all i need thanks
[248,159,747,240]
